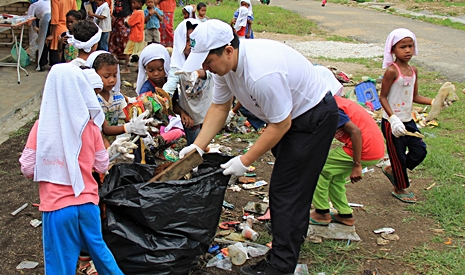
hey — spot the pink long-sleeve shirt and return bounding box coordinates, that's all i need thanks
[19,120,109,212]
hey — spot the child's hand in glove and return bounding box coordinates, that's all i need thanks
[108,137,138,163]
[388,115,406,138]
[124,110,154,136]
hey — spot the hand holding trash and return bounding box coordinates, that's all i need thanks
[224,110,236,125]
[221,156,249,176]
[350,164,363,183]
[179,144,204,159]
[108,137,138,163]
[174,70,200,93]
[388,115,406,138]
[124,110,153,136]
[142,134,156,147]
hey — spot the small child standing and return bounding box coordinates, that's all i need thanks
[144,0,163,45]
[122,0,146,73]
[195,2,209,22]
[68,20,102,67]
[232,0,254,39]
[18,63,123,275]
[58,10,82,63]
[88,0,112,51]
[380,28,433,204]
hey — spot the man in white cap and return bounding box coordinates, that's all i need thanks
[179,19,339,275]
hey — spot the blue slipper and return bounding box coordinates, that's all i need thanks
[382,165,396,186]
[391,191,416,203]
[309,217,329,226]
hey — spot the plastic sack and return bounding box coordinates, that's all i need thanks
[100,154,231,275]
[11,42,30,68]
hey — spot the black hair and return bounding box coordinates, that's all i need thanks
[92,53,119,71]
[186,21,198,31]
[197,2,207,10]
[66,10,82,20]
[134,0,146,5]
[72,20,99,44]
[208,28,239,56]
[78,9,87,21]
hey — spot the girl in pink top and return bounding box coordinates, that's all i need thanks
[19,63,123,275]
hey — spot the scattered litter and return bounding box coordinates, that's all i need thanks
[267,162,275,165]
[216,229,233,237]
[16,261,39,270]
[430,228,445,234]
[206,254,232,271]
[32,203,39,207]
[11,203,28,216]
[247,166,256,172]
[373,227,395,234]
[262,197,269,203]
[30,219,42,228]
[306,235,322,244]
[444,238,452,245]
[361,167,374,174]
[225,232,246,242]
[425,182,436,190]
[228,243,248,265]
[223,200,235,210]
[219,221,240,230]
[256,209,271,221]
[246,244,269,257]
[243,201,269,215]
[244,173,257,177]
[238,176,257,184]
[376,237,390,245]
[381,233,399,241]
[348,202,364,208]
[242,180,268,190]
[242,223,259,241]
[294,264,309,275]
[308,222,361,241]
[228,185,242,192]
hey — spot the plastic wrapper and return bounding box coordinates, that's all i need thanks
[100,154,231,275]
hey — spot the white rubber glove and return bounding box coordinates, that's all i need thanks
[221,156,249,176]
[124,110,154,136]
[142,134,156,147]
[179,144,204,159]
[224,110,236,125]
[388,115,406,138]
[108,137,138,162]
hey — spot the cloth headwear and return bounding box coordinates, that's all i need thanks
[240,0,253,16]
[85,50,121,93]
[136,43,171,95]
[382,28,418,69]
[182,19,234,72]
[171,18,201,70]
[183,5,195,18]
[94,2,109,24]
[82,68,104,90]
[234,7,248,32]
[68,25,102,53]
[34,63,105,197]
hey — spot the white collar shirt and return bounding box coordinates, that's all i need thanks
[212,39,329,124]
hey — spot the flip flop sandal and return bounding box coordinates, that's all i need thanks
[391,191,416,203]
[382,165,396,186]
[330,212,354,226]
[309,217,330,226]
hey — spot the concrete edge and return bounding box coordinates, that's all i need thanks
[0,88,42,145]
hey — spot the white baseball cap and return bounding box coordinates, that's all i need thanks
[182,19,234,72]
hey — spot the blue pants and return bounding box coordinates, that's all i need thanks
[238,106,266,131]
[185,125,201,145]
[98,32,109,51]
[267,92,339,273]
[381,118,427,189]
[42,204,123,275]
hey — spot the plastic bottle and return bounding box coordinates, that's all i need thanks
[242,224,259,241]
[227,245,247,265]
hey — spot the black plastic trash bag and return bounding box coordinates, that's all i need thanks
[100,154,231,275]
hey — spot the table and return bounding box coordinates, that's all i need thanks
[0,17,36,84]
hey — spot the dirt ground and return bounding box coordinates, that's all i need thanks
[0,33,443,275]
[386,0,465,17]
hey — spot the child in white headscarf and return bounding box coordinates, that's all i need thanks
[232,0,254,38]
[68,20,102,67]
[182,4,196,19]
[379,28,433,204]
[136,43,171,95]
[162,19,213,145]
[18,63,123,275]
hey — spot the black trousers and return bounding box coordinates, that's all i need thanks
[39,22,60,67]
[267,92,339,273]
[381,118,427,189]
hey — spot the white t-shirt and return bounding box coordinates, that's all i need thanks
[313,65,343,96]
[212,39,329,124]
[27,0,51,20]
[70,57,87,68]
[96,5,111,32]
